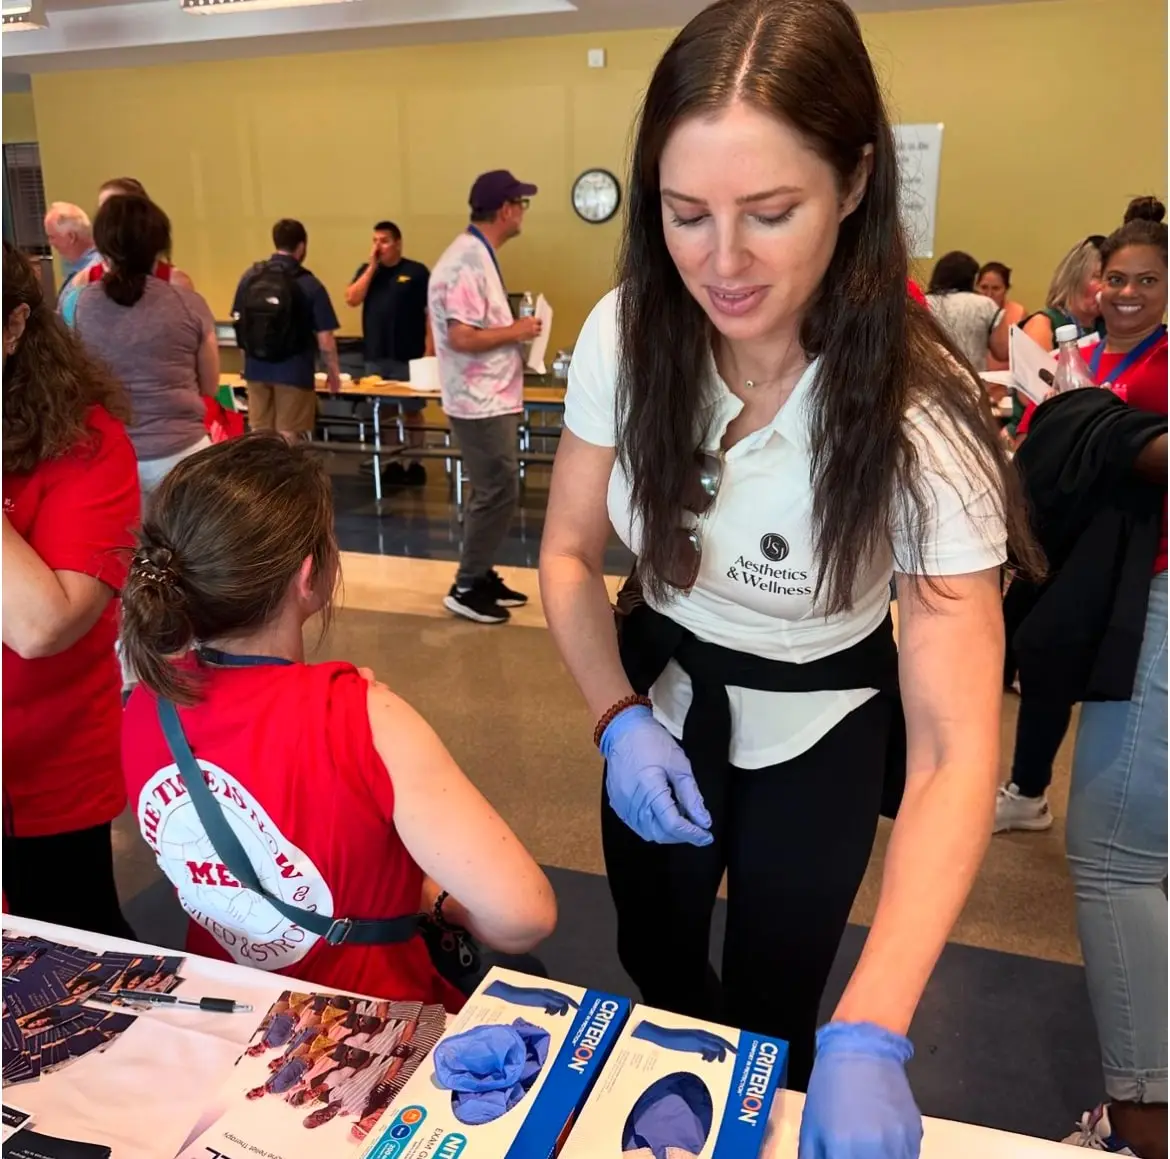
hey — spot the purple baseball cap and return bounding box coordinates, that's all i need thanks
[468,170,538,214]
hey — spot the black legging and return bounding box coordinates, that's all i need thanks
[1010,695,1074,798]
[4,821,137,941]
[602,695,890,1090]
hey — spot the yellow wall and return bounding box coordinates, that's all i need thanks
[31,29,674,337]
[26,0,1168,339]
[3,92,38,143]
[865,0,1166,300]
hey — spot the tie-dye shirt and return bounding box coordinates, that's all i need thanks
[428,231,523,419]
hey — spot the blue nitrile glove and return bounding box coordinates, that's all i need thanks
[630,1020,737,1064]
[600,706,713,846]
[482,980,580,1017]
[433,1024,526,1093]
[798,1022,923,1159]
[511,1017,549,1084]
[434,1021,552,1127]
[622,1072,714,1159]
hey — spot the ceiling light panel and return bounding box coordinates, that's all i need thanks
[1,0,46,32]
[181,0,357,12]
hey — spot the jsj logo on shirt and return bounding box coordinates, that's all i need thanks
[726,533,813,595]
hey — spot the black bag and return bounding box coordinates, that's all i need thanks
[418,919,484,995]
[234,260,311,361]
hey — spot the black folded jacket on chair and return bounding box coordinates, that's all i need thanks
[1010,388,1166,705]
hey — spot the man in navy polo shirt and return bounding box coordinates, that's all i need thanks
[233,218,341,442]
[346,220,433,484]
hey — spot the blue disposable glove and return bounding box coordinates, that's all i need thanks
[798,1022,923,1159]
[511,1017,549,1083]
[433,1020,551,1127]
[631,1020,737,1064]
[600,706,712,846]
[433,1024,526,1093]
[482,980,580,1017]
[623,1072,714,1159]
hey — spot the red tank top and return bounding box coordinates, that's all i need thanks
[86,259,173,283]
[122,660,464,1010]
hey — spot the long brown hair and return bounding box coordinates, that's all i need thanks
[120,435,339,705]
[94,194,172,308]
[2,243,130,475]
[617,0,1040,608]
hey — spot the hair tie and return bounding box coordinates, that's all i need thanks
[131,548,178,589]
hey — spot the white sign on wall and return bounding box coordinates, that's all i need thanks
[893,123,944,259]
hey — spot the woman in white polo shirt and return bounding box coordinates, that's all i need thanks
[539,2,1039,1156]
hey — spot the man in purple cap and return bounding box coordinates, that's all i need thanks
[429,169,543,624]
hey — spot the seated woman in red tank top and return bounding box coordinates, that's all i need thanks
[120,435,556,1009]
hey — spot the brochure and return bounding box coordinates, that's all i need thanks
[175,990,448,1157]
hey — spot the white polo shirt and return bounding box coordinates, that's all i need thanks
[565,289,1007,769]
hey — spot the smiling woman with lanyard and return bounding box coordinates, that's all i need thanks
[1088,200,1168,409]
[539,2,1039,1156]
[1059,198,1169,1159]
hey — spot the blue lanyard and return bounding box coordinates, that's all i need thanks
[466,226,506,293]
[1089,325,1167,383]
[197,647,292,668]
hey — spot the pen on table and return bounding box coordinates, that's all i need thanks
[95,991,253,1014]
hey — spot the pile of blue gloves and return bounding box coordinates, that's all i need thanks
[622,1071,713,1159]
[432,1019,551,1126]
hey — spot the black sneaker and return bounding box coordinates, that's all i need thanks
[404,462,428,487]
[484,569,528,607]
[444,583,510,625]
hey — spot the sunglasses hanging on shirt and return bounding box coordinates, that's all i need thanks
[663,450,724,594]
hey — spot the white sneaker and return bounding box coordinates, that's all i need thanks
[993,783,1054,833]
[1062,1105,1137,1153]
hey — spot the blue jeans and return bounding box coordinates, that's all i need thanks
[1067,571,1168,1104]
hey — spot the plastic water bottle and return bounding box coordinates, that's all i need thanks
[518,292,535,319]
[1052,324,1098,394]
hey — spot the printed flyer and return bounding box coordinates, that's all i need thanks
[176,991,448,1159]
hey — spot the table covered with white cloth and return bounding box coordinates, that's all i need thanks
[1,916,1072,1158]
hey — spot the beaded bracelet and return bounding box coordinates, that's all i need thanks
[593,694,653,750]
[431,890,456,931]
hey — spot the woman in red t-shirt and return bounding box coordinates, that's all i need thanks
[1,243,140,937]
[119,435,555,1008]
[1059,200,1169,1156]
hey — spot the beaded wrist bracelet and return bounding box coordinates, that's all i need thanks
[592,694,653,750]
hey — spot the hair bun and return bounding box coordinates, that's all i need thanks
[1124,196,1166,225]
[145,544,175,570]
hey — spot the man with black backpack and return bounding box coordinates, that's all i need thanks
[233,219,341,441]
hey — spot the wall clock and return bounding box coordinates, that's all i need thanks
[572,168,621,224]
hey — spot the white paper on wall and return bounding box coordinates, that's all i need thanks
[893,123,944,259]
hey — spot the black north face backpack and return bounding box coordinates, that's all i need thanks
[235,260,312,361]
